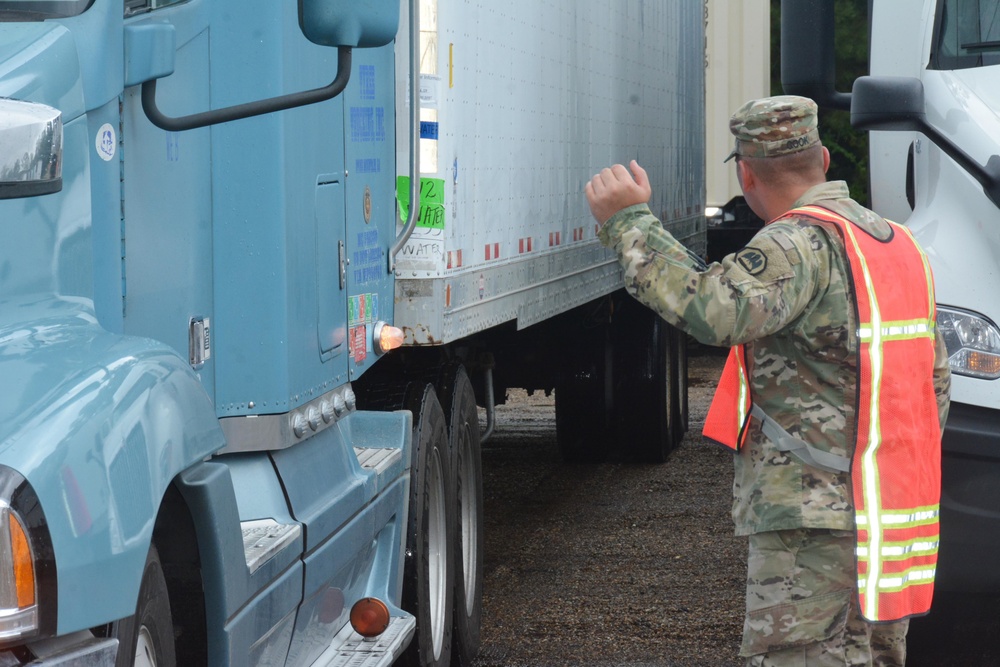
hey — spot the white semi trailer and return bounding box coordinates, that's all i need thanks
[366,0,706,465]
[347,1,708,663]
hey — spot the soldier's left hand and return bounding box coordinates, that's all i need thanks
[585,160,652,224]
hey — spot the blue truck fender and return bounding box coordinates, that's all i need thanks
[0,299,225,634]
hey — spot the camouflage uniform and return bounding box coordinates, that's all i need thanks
[597,96,951,666]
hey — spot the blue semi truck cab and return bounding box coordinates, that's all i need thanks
[0,0,710,663]
[0,0,443,664]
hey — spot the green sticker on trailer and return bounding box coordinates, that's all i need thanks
[396,176,446,230]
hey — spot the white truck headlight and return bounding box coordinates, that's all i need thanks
[937,306,1000,379]
[0,468,54,647]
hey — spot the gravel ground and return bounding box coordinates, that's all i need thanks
[473,347,745,666]
[470,346,1000,666]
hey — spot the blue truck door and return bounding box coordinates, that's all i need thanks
[343,45,397,378]
[122,1,408,662]
[121,2,216,397]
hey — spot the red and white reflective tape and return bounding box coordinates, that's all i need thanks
[549,231,561,247]
[518,237,534,254]
[447,249,463,269]
[484,243,501,261]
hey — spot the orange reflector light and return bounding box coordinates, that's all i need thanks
[966,351,1000,376]
[374,322,405,355]
[349,597,390,638]
[9,514,34,608]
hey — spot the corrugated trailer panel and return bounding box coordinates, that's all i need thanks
[394,0,706,345]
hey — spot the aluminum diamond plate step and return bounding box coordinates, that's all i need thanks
[313,616,416,667]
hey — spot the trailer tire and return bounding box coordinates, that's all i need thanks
[613,303,679,463]
[115,544,176,667]
[555,332,613,463]
[673,330,689,441]
[437,364,483,666]
[401,383,455,667]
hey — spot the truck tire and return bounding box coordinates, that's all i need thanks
[401,383,455,667]
[115,545,176,667]
[613,303,678,463]
[673,330,689,441]
[436,364,483,666]
[555,332,613,463]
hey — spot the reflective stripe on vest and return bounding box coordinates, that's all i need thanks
[702,345,751,450]
[702,205,941,622]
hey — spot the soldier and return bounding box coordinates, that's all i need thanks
[585,96,951,666]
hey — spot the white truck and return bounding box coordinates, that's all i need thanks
[704,0,769,260]
[781,0,1000,591]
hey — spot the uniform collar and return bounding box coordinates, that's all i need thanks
[791,181,851,209]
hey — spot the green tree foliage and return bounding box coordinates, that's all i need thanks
[770,0,871,205]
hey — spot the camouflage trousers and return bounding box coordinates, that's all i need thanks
[741,528,908,666]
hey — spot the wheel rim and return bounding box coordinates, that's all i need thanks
[135,626,157,667]
[427,447,448,660]
[458,423,479,615]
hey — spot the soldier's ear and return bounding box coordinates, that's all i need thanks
[821,146,831,174]
[737,159,756,192]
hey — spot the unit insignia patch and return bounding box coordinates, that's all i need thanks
[736,247,768,275]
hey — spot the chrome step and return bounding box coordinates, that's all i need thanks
[313,615,416,667]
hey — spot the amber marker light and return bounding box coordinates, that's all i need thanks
[9,514,34,609]
[350,597,391,638]
[373,321,405,355]
[965,350,1000,377]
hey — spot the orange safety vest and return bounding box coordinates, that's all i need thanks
[703,205,941,622]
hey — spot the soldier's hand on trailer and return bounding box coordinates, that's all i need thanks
[585,160,652,224]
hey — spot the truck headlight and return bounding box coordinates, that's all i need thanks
[0,99,62,199]
[0,468,55,646]
[937,306,1000,379]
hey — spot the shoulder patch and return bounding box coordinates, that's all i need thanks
[736,247,768,275]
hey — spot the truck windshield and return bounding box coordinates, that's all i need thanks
[0,0,92,20]
[932,0,1000,69]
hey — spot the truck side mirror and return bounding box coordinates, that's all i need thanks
[299,0,400,48]
[851,75,1000,209]
[851,76,927,132]
[780,0,851,110]
[0,99,62,199]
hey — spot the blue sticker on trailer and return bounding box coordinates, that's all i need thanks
[420,121,439,140]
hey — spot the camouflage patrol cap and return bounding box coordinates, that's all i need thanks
[724,95,820,162]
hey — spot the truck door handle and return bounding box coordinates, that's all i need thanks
[141,46,352,132]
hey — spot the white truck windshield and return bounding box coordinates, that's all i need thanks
[933,0,1000,69]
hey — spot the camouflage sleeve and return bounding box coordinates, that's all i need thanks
[599,204,824,347]
[932,328,951,429]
